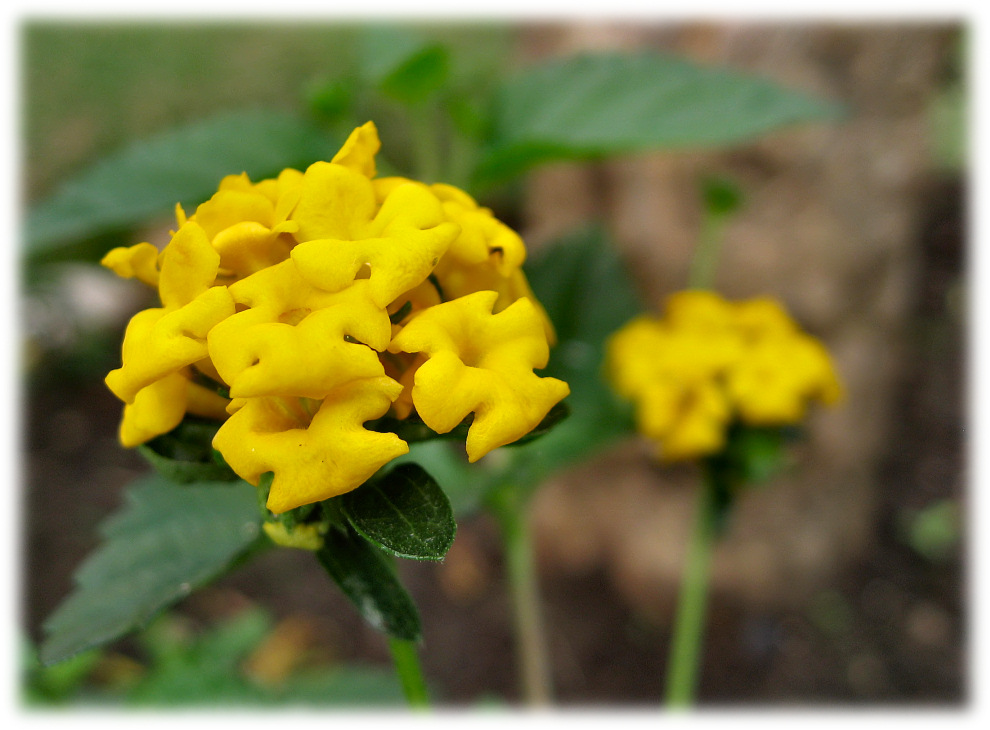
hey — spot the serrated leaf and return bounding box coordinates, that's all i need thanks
[40,475,262,666]
[476,51,843,184]
[341,464,455,561]
[389,441,483,517]
[26,109,338,258]
[316,527,421,642]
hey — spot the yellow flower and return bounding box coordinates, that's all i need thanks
[389,290,570,462]
[373,177,556,343]
[213,377,408,513]
[186,169,303,281]
[101,242,161,288]
[606,290,840,461]
[208,271,390,400]
[104,222,235,446]
[103,121,568,514]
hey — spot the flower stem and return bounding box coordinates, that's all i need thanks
[665,469,718,708]
[411,103,442,185]
[687,213,726,291]
[489,483,553,706]
[387,637,431,708]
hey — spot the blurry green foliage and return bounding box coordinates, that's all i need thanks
[26,111,337,261]
[808,589,854,638]
[899,499,961,563]
[26,609,404,707]
[929,31,966,171]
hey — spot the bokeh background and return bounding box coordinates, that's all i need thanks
[21,20,965,705]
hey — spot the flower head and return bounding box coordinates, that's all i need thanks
[103,122,567,512]
[606,290,841,461]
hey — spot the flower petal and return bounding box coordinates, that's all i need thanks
[291,182,458,309]
[330,120,381,178]
[208,281,390,400]
[118,371,191,447]
[106,286,235,403]
[287,161,378,242]
[390,291,569,461]
[212,377,408,513]
[158,221,223,309]
[101,242,161,288]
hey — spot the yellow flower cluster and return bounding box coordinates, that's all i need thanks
[102,122,569,513]
[606,290,841,461]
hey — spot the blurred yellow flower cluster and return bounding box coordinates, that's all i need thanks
[102,122,568,513]
[606,290,841,461]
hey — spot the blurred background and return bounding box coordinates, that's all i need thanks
[21,20,965,705]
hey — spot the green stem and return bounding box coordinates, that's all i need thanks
[387,637,431,708]
[490,483,553,706]
[665,468,718,708]
[411,102,442,184]
[687,214,726,290]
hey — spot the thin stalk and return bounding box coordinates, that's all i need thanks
[687,213,727,291]
[387,637,431,709]
[665,469,718,708]
[411,103,442,184]
[490,483,553,706]
[445,122,477,191]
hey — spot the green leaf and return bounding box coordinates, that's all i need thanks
[26,109,338,259]
[359,26,450,105]
[316,526,422,642]
[702,176,744,218]
[520,225,642,467]
[40,475,262,666]
[389,440,483,517]
[341,463,456,561]
[476,51,843,184]
[138,418,238,484]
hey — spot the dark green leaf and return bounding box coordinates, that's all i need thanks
[138,418,238,484]
[316,527,422,642]
[732,425,788,484]
[476,51,843,184]
[26,109,338,258]
[40,475,262,666]
[342,464,455,561]
[389,441,483,517]
[702,176,743,217]
[521,225,643,467]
